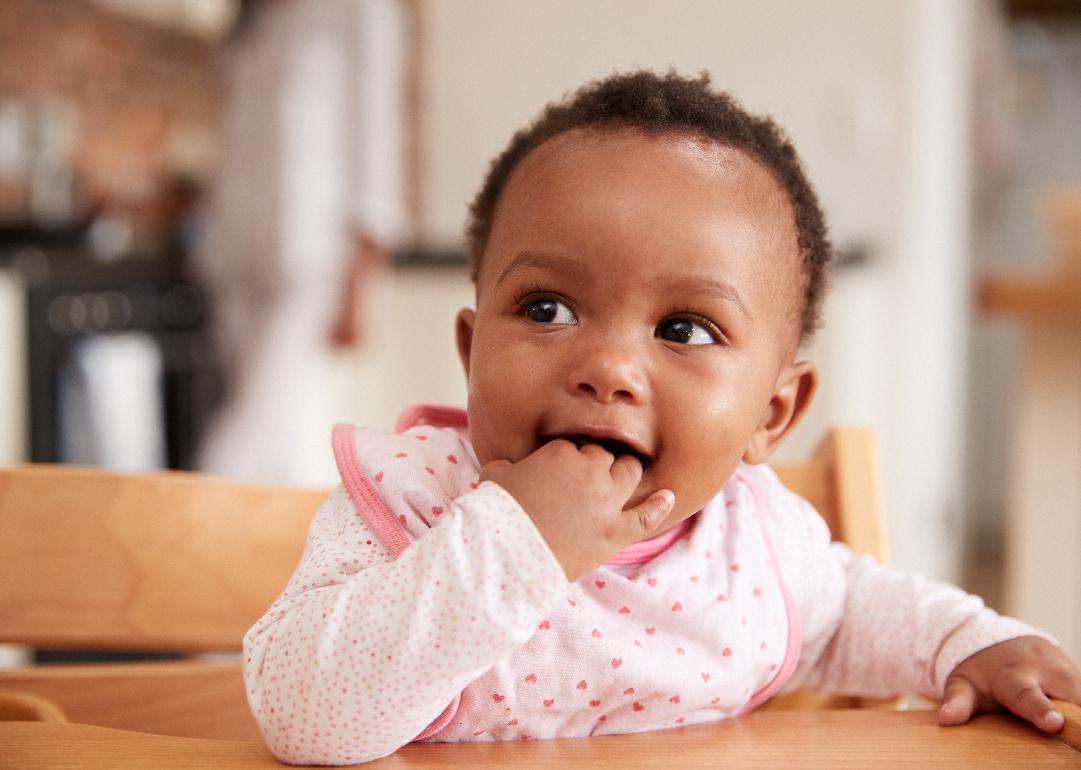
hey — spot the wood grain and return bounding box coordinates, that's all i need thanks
[1,709,1078,769]
[0,690,66,723]
[1058,699,1081,753]
[0,465,327,652]
[0,660,259,741]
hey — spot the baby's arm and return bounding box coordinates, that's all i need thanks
[786,538,1047,697]
[758,467,1069,709]
[242,483,568,765]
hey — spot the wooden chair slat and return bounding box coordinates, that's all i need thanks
[0,660,256,740]
[0,465,327,652]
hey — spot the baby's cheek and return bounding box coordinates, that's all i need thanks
[667,450,740,513]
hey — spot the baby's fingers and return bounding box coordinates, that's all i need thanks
[939,675,979,726]
[991,672,1064,733]
[609,453,644,490]
[620,489,675,541]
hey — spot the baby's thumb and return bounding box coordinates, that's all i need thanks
[478,458,513,483]
[625,489,675,538]
[938,676,978,727]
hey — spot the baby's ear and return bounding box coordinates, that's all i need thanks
[742,361,818,464]
[455,308,477,380]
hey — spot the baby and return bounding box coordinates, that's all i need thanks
[243,71,1081,765]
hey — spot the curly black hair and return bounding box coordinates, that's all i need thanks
[464,70,832,341]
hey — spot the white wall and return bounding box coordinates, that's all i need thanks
[328,266,474,480]
[415,0,977,581]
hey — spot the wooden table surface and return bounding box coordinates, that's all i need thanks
[2,709,1079,769]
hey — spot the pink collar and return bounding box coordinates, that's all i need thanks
[606,516,695,566]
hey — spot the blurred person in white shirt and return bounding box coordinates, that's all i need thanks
[196,0,407,484]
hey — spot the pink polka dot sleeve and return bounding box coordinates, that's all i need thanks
[742,465,1056,700]
[242,481,569,765]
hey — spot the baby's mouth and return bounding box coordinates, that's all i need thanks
[542,433,653,469]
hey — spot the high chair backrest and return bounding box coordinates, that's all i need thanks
[0,465,327,739]
[0,465,327,653]
[771,425,890,565]
[0,426,888,738]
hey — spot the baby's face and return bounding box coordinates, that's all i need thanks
[457,129,816,532]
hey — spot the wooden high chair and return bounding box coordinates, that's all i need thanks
[4,428,1071,741]
[0,467,327,740]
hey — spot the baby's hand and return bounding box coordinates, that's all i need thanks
[939,635,1081,732]
[479,440,675,582]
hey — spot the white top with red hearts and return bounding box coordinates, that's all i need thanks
[242,405,1049,766]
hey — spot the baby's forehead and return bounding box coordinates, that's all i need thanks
[484,128,802,283]
[507,128,796,242]
[517,127,770,191]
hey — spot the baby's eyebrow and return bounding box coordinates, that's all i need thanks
[494,251,752,324]
[494,251,585,290]
[666,276,752,325]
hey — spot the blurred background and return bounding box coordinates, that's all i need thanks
[0,0,1079,661]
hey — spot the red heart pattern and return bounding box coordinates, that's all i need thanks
[301,424,790,748]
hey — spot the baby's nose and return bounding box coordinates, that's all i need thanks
[568,340,647,404]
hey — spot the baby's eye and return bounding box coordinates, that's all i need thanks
[525,298,577,325]
[656,316,719,345]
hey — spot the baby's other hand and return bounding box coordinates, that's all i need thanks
[939,635,1081,732]
[479,440,675,582]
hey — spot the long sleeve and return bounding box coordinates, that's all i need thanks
[243,481,568,765]
[745,465,1055,699]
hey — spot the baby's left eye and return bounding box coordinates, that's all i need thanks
[656,317,719,345]
[525,298,577,325]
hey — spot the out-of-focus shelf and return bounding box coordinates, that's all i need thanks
[978,269,1081,323]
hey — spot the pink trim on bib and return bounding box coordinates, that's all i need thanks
[606,516,694,566]
[332,424,411,559]
[396,404,469,435]
[734,471,803,713]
